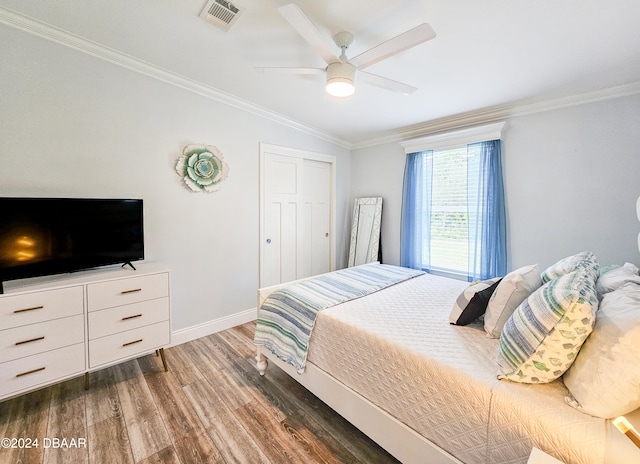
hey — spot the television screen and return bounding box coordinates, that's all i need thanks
[0,198,144,288]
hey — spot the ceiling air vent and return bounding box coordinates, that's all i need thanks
[199,0,244,31]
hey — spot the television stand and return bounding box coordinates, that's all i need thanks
[121,261,137,271]
[0,263,171,402]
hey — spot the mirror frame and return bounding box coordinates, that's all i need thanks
[347,197,383,267]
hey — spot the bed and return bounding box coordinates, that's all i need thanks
[254,260,640,464]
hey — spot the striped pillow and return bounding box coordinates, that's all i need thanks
[540,251,599,284]
[497,267,598,383]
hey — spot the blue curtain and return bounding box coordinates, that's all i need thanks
[400,150,432,270]
[400,141,506,280]
[467,140,507,280]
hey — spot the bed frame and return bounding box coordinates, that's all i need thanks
[255,280,462,464]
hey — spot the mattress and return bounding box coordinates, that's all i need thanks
[306,273,611,464]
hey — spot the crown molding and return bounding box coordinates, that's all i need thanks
[0,6,352,150]
[399,121,505,153]
[403,81,640,140]
[3,6,639,153]
[352,80,640,150]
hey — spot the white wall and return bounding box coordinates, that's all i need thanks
[350,142,406,266]
[503,96,640,269]
[0,26,351,336]
[351,94,640,271]
[3,18,638,340]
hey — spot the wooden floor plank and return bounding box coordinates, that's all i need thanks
[113,362,172,463]
[205,407,271,464]
[139,358,199,439]
[209,367,255,411]
[140,355,224,463]
[279,414,351,464]
[270,370,399,464]
[219,359,288,424]
[136,446,181,464]
[84,366,122,428]
[0,387,51,464]
[162,344,206,387]
[44,377,89,464]
[197,333,245,369]
[217,325,259,360]
[182,337,227,379]
[87,415,134,464]
[181,378,228,431]
[171,431,224,464]
[229,322,256,346]
[0,321,398,464]
[247,323,400,463]
[232,400,313,464]
[290,408,398,464]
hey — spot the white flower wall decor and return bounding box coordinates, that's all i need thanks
[176,144,230,193]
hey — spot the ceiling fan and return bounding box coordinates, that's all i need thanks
[255,3,436,97]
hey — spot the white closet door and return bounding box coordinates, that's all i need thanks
[260,145,335,288]
[263,153,302,287]
[301,159,331,278]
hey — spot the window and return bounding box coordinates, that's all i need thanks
[400,123,506,281]
[429,145,473,274]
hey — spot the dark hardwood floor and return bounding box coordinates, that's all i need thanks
[0,322,398,464]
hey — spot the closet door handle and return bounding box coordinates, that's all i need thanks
[15,336,45,346]
[14,305,44,314]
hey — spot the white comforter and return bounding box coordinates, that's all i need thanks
[306,273,622,464]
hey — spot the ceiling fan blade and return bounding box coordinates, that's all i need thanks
[358,71,417,95]
[277,3,339,65]
[350,23,436,70]
[254,67,325,75]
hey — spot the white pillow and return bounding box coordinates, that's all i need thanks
[484,264,541,338]
[563,282,640,418]
[596,262,640,299]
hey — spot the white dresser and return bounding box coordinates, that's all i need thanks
[0,263,170,401]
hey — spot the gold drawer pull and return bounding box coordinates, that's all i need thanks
[122,339,143,347]
[120,288,142,295]
[14,305,44,314]
[121,314,142,321]
[16,367,45,378]
[15,336,45,346]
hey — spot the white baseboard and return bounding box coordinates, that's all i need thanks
[170,308,256,346]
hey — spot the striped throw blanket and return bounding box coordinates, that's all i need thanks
[254,263,424,373]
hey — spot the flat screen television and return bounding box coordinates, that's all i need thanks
[0,198,144,292]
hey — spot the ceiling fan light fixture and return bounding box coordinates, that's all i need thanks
[326,62,356,97]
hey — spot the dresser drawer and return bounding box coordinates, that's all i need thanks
[0,315,85,363]
[88,320,170,368]
[87,273,169,312]
[0,343,85,399]
[88,297,169,340]
[0,286,84,330]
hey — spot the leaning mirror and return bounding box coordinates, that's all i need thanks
[348,197,383,267]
